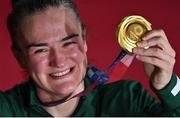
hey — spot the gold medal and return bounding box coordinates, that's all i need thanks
[117,15,152,53]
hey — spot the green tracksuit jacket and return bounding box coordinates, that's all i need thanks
[0,66,180,116]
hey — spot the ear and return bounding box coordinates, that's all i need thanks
[12,48,28,70]
[83,40,88,53]
[82,28,88,52]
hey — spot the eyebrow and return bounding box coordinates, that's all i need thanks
[27,33,79,49]
[62,33,79,42]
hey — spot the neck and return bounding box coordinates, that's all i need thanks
[37,81,85,116]
[44,96,80,117]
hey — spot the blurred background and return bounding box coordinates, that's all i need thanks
[0,0,179,93]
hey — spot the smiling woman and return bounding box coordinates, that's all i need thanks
[0,0,180,117]
[10,4,88,105]
[0,0,180,91]
[1,0,180,91]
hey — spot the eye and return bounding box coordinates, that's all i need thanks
[34,48,48,54]
[63,41,77,47]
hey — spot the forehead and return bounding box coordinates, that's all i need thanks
[20,6,81,44]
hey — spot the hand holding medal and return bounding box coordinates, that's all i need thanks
[117,15,176,90]
[107,15,152,83]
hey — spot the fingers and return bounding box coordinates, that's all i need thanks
[136,29,176,58]
[133,47,175,71]
[136,55,170,71]
[132,29,176,71]
[133,47,171,61]
[143,29,168,41]
[137,37,167,53]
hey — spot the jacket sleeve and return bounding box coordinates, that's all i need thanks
[150,74,180,116]
[0,92,13,116]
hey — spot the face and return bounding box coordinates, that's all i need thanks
[17,7,88,99]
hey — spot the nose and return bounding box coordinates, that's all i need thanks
[49,48,67,68]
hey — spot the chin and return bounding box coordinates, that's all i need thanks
[51,79,81,96]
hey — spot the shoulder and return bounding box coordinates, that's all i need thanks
[98,79,151,103]
[0,80,32,106]
[0,80,32,115]
[4,80,32,97]
[101,79,143,93]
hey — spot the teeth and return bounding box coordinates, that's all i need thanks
[51,69,70,77]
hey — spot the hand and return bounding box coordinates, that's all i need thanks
[132,29,176,90]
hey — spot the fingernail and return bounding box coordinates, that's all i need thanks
[137,42,140,46]
[142,37,146,40]
[132,48,137,53]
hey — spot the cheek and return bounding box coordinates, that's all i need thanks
[28,56,49,72]
[68,45,87,64]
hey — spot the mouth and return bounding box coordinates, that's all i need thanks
[49,67,74,79]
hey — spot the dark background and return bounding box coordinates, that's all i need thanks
[0,0,180,93]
